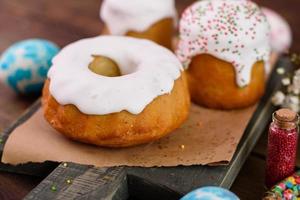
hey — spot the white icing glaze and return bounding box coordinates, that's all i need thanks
[262,7,292,53]
[176,0,271,87]
[100,0,176,35]
[48,36,183,115]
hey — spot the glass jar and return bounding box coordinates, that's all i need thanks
[265,108,299,188]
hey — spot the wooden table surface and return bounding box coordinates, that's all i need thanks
[0,0,299,199]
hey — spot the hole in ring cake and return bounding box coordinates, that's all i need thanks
[42,36,190,148]
[88,55,121,77]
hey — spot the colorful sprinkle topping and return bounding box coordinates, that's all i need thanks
[264,171,300,200]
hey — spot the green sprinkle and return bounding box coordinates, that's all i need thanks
[0,138,3,144]
[51,185,57,192]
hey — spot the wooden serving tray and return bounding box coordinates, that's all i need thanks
[0,56,294,200]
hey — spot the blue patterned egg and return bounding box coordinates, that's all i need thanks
[0,39,59,94]
[181,186,239,200]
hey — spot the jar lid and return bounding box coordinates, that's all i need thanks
[274,108,297,122]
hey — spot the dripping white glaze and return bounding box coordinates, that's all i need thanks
[100,0,177,35]
[262,7,292,54]
[48,36,183,115]
[176,0,271,87]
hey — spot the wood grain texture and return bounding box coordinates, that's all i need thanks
[24,163,128,200]
[0,172,42,200]
[0,0,299,199]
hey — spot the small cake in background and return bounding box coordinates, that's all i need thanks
[0,39,59,95]
[176,0,271,110]
[100,0,176,49]
[42,36,190,148]
[262,7,292,66]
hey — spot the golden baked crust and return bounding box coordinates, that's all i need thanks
[187,54,265,109]
[103,18,174,50]
[42,72,190,147]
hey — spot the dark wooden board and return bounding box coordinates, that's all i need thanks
[0,56,294,199]
[24,164,128,200]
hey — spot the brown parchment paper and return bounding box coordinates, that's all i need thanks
[1,104,256,167]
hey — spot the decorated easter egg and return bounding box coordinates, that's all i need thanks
[0,39,59,94]
[181,186,239,200]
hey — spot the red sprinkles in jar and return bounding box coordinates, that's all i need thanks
[266,109,299,188]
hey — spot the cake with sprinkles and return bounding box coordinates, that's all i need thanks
[176,0,271,109]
